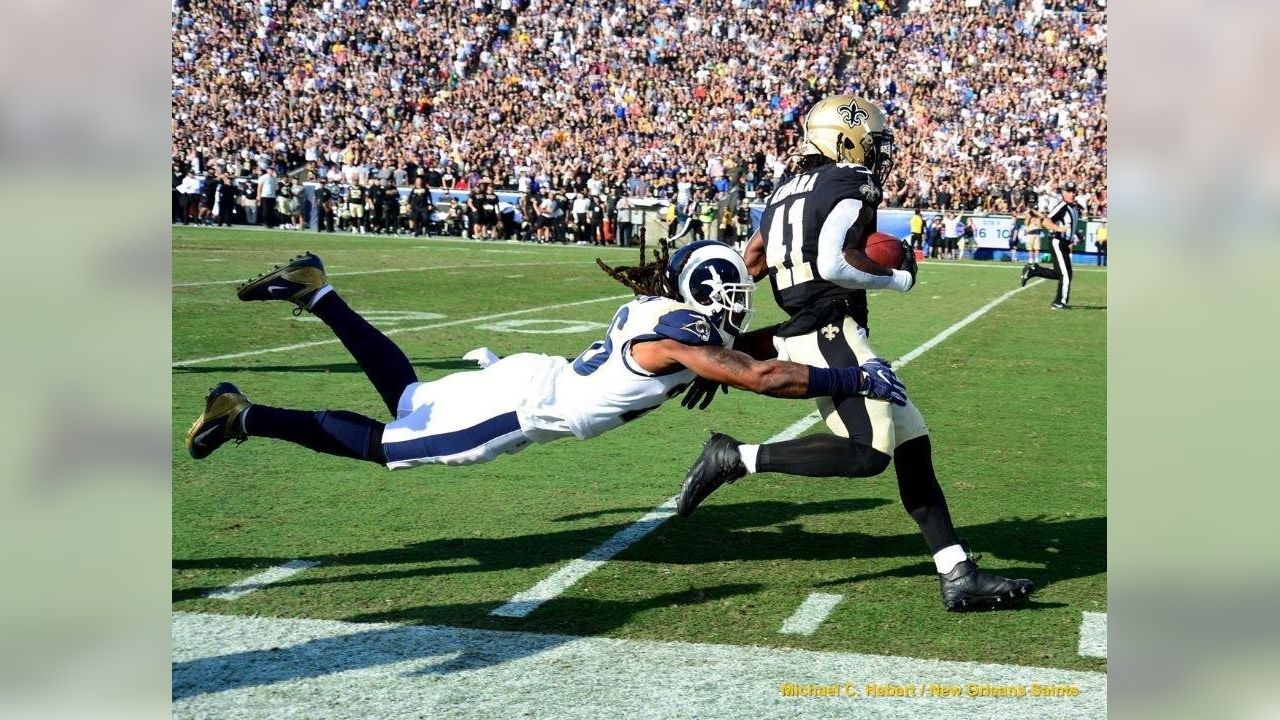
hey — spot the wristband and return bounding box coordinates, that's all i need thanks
[805,365,865,399]
[889,269,914,292]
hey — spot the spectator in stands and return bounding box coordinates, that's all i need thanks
[181,0,1105,238]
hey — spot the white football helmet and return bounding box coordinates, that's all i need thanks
[665,240,755,335]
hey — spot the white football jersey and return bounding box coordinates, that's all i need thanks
[519,296,728,441]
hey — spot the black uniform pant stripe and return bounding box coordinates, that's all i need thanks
[816,325,874,447]
[1027,237,1074,304]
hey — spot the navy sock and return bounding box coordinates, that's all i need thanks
[310,292,418,417]
[244,405,386,465]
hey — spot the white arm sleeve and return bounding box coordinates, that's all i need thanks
[815,198,914,292]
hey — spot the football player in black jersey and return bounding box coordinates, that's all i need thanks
[678,95,1035,612]
[469,178,500,241]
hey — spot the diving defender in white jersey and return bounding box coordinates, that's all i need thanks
[185,241,909,468]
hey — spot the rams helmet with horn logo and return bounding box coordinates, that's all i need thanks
[796,95,896,179]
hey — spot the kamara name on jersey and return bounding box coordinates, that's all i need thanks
[769,172,818,205]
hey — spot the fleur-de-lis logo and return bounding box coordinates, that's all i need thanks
[837,101,868,128]
[820,324,840,341]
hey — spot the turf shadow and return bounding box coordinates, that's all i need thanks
[651,512,1105,590]
[172,498,890,601]
[172,583,761,700]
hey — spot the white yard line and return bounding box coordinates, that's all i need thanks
[1077,612,1107,658]
[490,499,680,618]
[173,612,1106,720]
[778,593,845,635]
[767,410,824,443]
[893,279,1043,368]
[489,280,1043,619]
[205,560,321,601]
[173,261,581,288]
[488,413,835,620]
[172,294,630,367]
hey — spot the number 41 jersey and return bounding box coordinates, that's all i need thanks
[521,296,728,442]
[759,162,881,330]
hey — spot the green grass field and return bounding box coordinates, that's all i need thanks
[173,227,1106,674]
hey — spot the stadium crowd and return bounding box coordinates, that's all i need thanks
[171,0,1106,226]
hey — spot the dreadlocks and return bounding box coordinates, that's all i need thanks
[596,235,676,298]
[782,152,834,182]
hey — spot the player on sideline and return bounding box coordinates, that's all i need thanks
[676,95,1034,612]
[185,242,908,469]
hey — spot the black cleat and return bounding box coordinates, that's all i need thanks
[237,252,328,311]
[186,382,251,460]
[939,557,1035,612]
[1020,263,1033,287]
[677,433,747,517]
[1050,301,1071,310]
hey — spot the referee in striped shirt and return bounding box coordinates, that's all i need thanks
[1020,181,1082,309]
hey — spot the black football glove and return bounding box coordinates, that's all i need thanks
[681,376,728,410]
[897,239,918,290]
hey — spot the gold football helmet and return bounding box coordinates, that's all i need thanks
[796,95,895,178]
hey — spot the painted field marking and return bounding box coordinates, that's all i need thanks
[490,280,1043,618]
[892,279,1042,369]
[1078,611,1107,658]
[205,560,321,601]
[779,593,844,635]
[174,261,581,288]
[173,612,1106,719]
[490,499,680,618]
[475,319,608,335]
[767,410,824,443]
[172,294,630,367]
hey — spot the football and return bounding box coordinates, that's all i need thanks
[863,231,905,269]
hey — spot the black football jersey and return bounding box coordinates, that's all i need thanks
[759,162,881,327]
